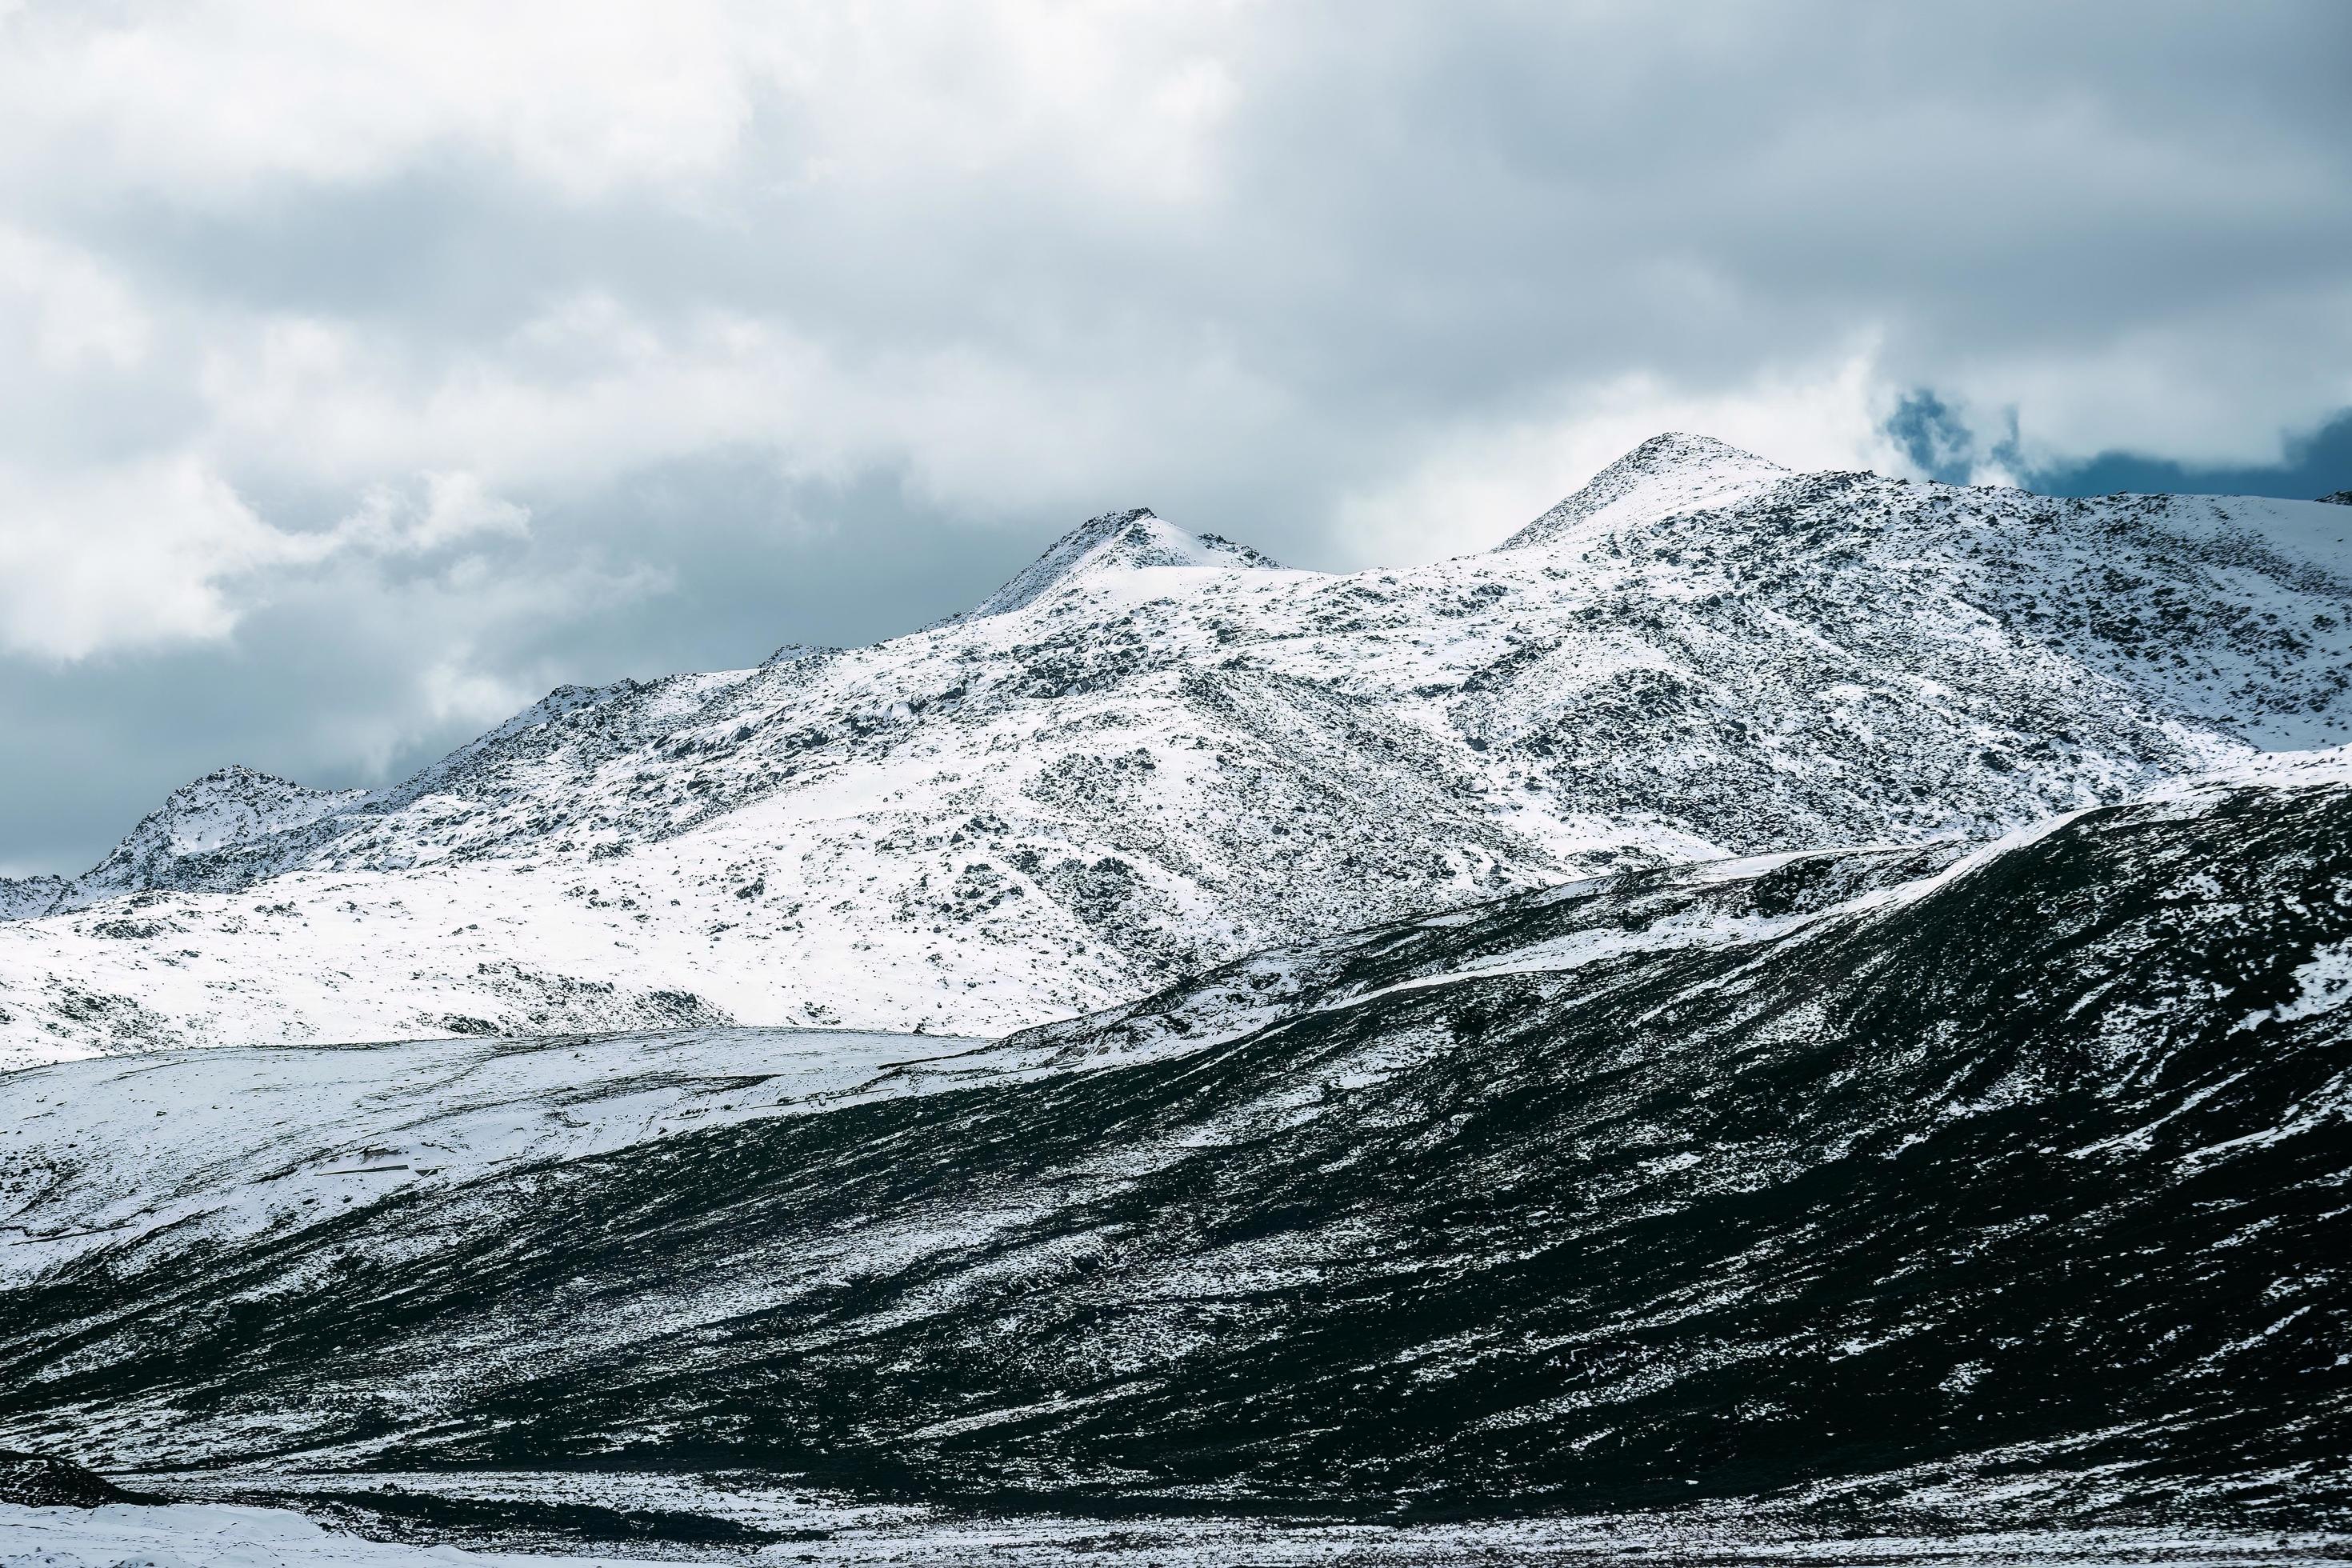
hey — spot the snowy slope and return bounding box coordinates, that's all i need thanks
[1502,431,1794,546]
[7,1498,2338,1566]
[4,756,2348,1532]
[0,876,63,922]
[953,505,1283,620]
[3,439,2349,1062]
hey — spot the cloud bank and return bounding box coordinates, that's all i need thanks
[2,0,2348,869]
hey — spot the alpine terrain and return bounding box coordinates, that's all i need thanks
[4,435,2351,1562]
[2,434,2348,1063]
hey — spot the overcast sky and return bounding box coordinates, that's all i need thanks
[3,1,2349,874]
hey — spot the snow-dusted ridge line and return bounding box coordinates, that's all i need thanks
[1011,738,2352,1070]
[4,1496,2346,1566]
[1499,430,1792,550]
[0,1027,985,1284]
[3,434,2350,1062]
[10,1496,2347,1566]
[950,504,1286,622]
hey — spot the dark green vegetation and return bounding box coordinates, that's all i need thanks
[222,1486,802,1552]
[3,776,2348,1534]
[0,1449,154,1508]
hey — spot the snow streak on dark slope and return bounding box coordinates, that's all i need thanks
[3,766,2346,1531]
[4,435,2347,1058]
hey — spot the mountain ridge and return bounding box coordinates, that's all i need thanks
[4,434,2349,1062]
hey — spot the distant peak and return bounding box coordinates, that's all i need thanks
[1498,433,1790,551]
[192,762,287,782]
[164,764,318,806]
[958,506,1282,621]
[2320,490,2352,506]
[0,872,66,921]
[1616,432,1779,475]
[84,763,362,876]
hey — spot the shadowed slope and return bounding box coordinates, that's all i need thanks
[2,767,2346,1530]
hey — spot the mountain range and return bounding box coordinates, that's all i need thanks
[3,433,2347,1066]
[6,432,2352,1554]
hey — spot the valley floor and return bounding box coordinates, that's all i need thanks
[8,1478,2352,1568]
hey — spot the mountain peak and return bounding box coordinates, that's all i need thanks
[1498,432,1790,551]
[0,873,65,921]
[960,506,1282,621]
[2320,490,2351,506]
[110,766,362,864]
[170,762,299,797]
[1615,431,1778,475]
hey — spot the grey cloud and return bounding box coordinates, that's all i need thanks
[1,1,2347,870]
[0,462,1067,873]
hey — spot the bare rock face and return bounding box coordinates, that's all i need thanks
[2319,489,2352,505]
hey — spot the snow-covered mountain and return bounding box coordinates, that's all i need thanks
[62,767,366,909]
[0,877,63,922]
[3,434,2348,1062]
[6,752,2347,1536]
[951,504,1283,620]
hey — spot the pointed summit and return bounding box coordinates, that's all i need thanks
[961,506,1282,620]
[125,766,362,858]
[62,765,365,908]
[1498,433,1789,551]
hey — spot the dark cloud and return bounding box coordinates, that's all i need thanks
[2035,409,2352,502]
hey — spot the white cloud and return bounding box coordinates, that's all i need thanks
[5,2,2342,566]
[0,1,1254,207]
[280,550,675,780]
[0,1,756,197]
[338,472,532,555]
[0,226,149,372]
[0,458,320,659]
[1936,286,2352,476]
[0,454,544,661]
[194,303,817,494]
